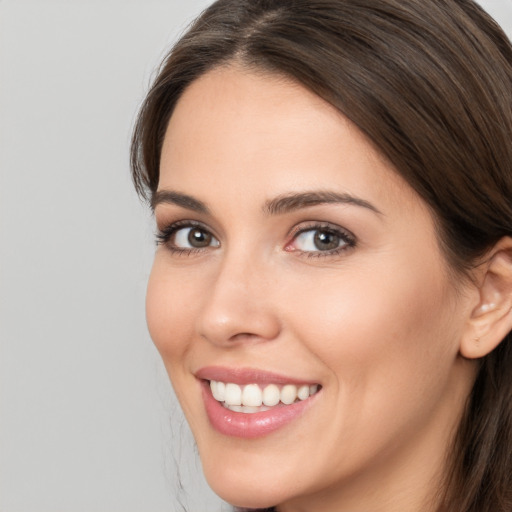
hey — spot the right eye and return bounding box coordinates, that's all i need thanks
[157,223,220,252]
[175,226,219,248]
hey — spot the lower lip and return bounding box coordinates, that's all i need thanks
[201,381,318,438]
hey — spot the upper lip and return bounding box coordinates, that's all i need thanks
[195,366,319,386]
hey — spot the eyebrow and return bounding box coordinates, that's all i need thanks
[151,189,381,216]
[151,190,210,214]
[263,191,382,216]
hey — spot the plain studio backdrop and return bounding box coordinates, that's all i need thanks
[0,1,511,511]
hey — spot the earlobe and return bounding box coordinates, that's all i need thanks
[460,237,512,359]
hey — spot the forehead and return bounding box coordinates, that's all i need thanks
[159,65,416,215]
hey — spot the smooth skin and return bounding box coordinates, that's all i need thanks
[146,66,510,511]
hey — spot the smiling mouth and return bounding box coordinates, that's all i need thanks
[209,380,321,413]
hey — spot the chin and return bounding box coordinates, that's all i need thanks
[207,480,281,510]
[199,449,292,509]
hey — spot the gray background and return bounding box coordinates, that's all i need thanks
[1,1,510,511]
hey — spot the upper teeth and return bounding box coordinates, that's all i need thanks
[210,380,319,407]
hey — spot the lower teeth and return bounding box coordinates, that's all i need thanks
[222,404,273,413]
[220,399,307,413]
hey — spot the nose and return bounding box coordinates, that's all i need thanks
[196,254,282,347]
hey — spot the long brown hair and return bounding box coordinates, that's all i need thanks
[131,1,512,510]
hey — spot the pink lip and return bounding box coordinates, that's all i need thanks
[196,366,320,438]
[196,366,318,386]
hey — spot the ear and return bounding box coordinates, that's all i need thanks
[460,237,512,359]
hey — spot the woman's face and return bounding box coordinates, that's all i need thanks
[147,66,477,510]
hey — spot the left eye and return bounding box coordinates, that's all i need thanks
[290,227,352,253]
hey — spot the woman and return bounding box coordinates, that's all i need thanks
[131,1,512,510]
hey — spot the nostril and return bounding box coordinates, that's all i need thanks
[228,332,265,343]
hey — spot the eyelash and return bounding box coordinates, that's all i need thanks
[286,222,356,258]
[156,220,213,256]
[155,220,356,258]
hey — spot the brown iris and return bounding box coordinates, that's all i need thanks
[187,228,213,248]
[313,230,341,251]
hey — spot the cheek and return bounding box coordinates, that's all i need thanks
[275,260,464,469]
[145,259,197,363]
[145,259,208,428]
[282,257,459,402]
